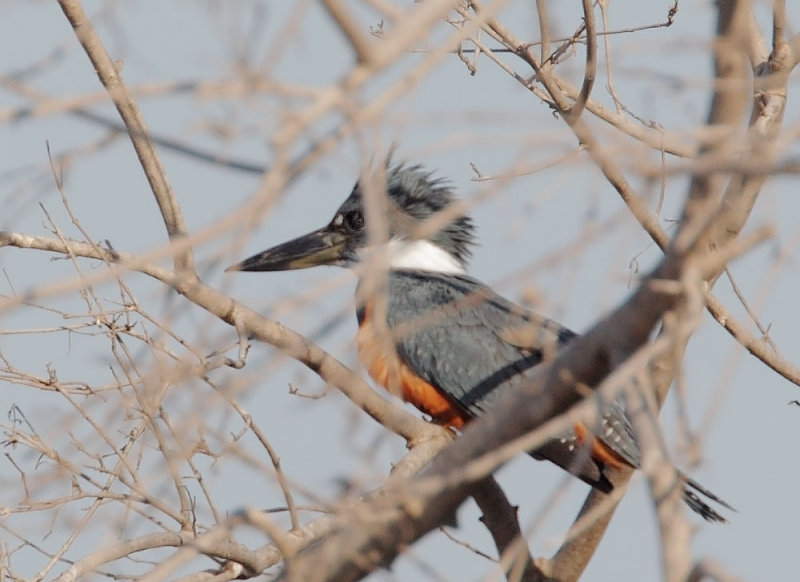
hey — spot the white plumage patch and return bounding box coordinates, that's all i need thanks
[358,239,466,274]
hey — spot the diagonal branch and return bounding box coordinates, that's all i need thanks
[564,0,597,122]
[0,231,443,450]
[471,477,545,582]
[404,2,790,581]
[56,0,195,274]
[270,193,753,581]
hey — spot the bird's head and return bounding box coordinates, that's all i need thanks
[226,163,476,275]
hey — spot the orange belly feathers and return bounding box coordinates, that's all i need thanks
[357,307,633,470]
[357,308,468,429]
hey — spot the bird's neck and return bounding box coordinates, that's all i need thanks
[357,239,466,275]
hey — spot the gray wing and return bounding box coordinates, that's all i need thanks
[373,272,730,518]
[379,271,642,482]
[383,271,574,416]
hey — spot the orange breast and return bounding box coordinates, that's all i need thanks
[357,308,468,429]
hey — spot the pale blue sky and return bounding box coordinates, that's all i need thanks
[2,1,800,580]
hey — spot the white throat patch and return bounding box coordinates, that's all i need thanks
[358,239,466,274]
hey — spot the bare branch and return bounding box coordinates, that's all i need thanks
[565,0,597,122]
[471,477,544,582]
[535,0,551,67]
[0,231,443,447]
[5,3,798,581]
[321,0,375,64]
[56,0,195,273]
[270,197,752,581]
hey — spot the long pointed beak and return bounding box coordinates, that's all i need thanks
[225,226,349,272]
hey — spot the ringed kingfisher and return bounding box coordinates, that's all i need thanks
[227,162,731,522]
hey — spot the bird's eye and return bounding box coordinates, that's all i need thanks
[345,210,364,231]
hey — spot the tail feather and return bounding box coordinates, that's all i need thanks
[680,472,735,523]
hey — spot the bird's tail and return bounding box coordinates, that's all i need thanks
[679,472,735,523]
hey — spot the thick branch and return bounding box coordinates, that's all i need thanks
[271,213,734,581]
[472,477,545,582]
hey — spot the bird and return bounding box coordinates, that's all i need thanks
[227,162,732,522]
